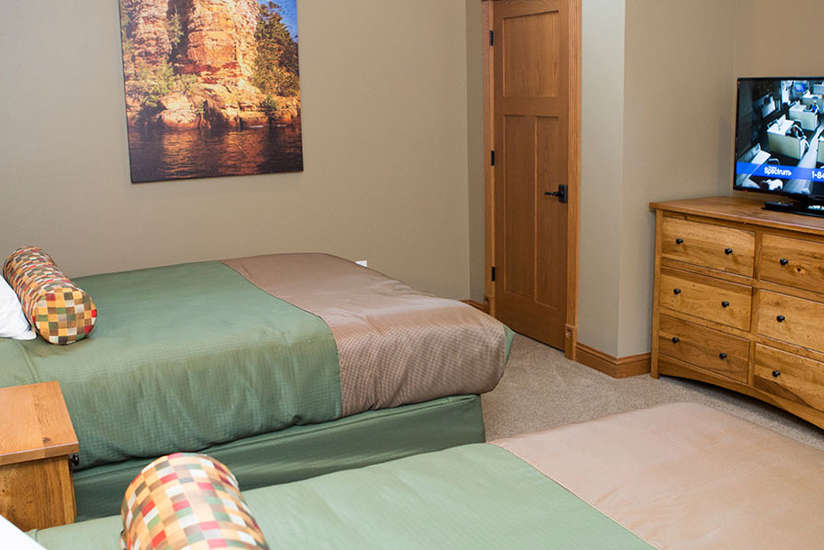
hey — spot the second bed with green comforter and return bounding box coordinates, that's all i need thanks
[0,253,512,519]
[33,444,651,550]
[31,404,824,549]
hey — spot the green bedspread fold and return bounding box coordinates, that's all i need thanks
[0,261,342,468]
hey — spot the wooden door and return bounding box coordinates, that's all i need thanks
[493,0,577,350]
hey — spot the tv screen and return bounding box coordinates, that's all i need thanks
[734,77,824,199]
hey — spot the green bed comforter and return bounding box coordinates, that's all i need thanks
[0,262,342,468]
[32,444,651,549]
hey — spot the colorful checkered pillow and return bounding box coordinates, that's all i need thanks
[121,453,269,550]
[2,247,97,345]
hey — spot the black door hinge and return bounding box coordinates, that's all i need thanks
[490,150,495,166]
[489,30,494,46]
[491,266,496,282]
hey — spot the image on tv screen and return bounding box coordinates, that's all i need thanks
[735,78,824,196]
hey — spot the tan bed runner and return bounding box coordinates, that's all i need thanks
[224,253,507,416]
[494,403,824,550]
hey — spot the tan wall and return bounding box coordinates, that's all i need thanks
[734,0,824,77]
[577,0,626,355]
[466,0,486,303]
[0,0,473,299]
[615,0,736,357]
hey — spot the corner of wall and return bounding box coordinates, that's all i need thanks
[576,0,627,356]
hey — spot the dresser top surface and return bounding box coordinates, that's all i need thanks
[650,196,824,236]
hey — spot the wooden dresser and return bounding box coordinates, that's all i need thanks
[651,196,824,430]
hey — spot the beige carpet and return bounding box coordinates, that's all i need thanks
[482,334,824,450]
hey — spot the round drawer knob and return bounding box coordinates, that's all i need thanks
[675,238,684,245]
[673,288,682,295]
[777,315,786,323]
[719,353,728,360]
[721,301,730,308]
[724,248,734,255]
[772,370,781,378]
[671,336,680,344]
[780,258,789,266]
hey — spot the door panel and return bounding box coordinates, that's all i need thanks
[536,115,567,311]
[503,11,560,98]
[494,0,571,349]
[503,115,535,297]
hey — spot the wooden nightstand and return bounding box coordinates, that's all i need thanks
[0,381,79,531]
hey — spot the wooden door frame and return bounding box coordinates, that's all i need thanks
[482,0,581,360]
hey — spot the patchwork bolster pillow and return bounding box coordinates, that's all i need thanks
[121,453,269,550]
[2,246,97,344]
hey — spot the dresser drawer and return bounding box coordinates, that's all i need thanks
[659,269,752,330]
[757,290,824,352]
[754,344,824,412]
[760,234,824,293]
[658,315,749,382]
[661,217,755,276]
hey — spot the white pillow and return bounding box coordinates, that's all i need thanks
[0,276,36,340]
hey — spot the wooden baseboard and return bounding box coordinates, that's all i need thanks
[462,299,490,314]
[575,343,651,379]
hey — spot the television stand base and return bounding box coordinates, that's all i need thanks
[763,200,824,219]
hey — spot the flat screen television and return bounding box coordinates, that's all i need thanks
[734,77,824,216]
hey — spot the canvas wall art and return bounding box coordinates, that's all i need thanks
[118,0,302,183]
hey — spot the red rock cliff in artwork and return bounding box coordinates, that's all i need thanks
[121,0,300,130]
[122,0,171,66]
[178,0,257,82]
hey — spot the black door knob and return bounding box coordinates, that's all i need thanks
[719,353,728,360]
[671,336,680,343]
[544,184,568,203]
[772,370,781,378]
[675,238,684,245]
[673,288,682,295]
[724,248,733,255]
[721,301,730,308]
[777,315,786,323]
[780,258,789,266]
